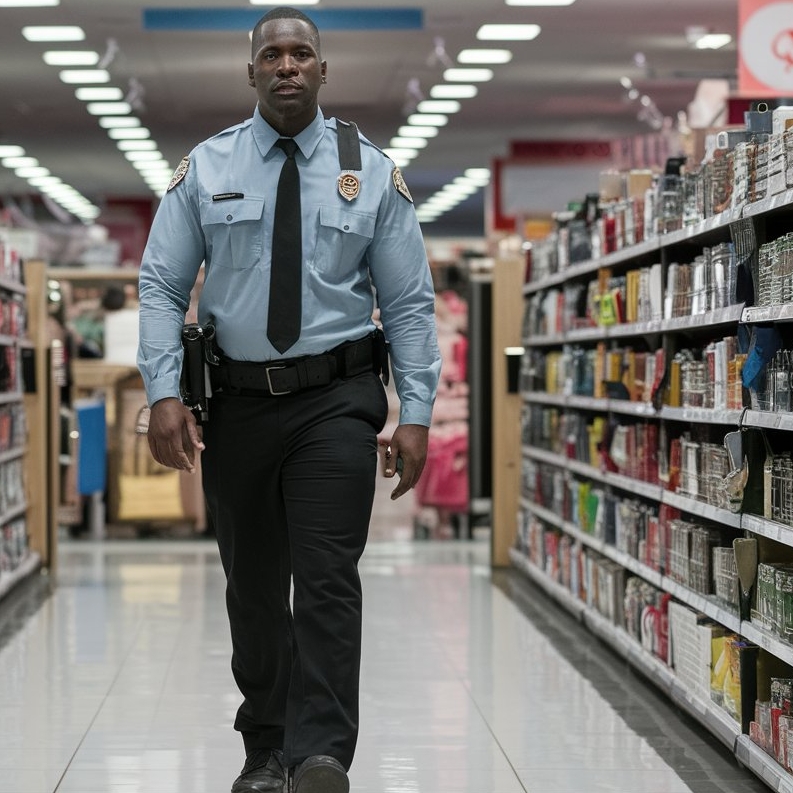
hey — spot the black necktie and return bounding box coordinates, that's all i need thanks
[268,138,302,354]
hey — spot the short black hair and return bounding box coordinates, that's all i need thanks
[251,7,321,58]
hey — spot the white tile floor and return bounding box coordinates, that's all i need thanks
[0,477,773,793]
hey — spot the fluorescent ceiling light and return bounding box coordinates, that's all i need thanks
[250,0,318,3]
[452,181,481,195]
[0,0,58,6]
[132,160,170,172]
[407,113,448,127]
[506,0,575,4]
[75,87,123,101]
[2,156,38,168]
[87,102,132,115]
[116,140,158,152]
[0,146,25,158]
[47,188,81,199]
[390,158,412,168]
[443,68,494,82]
[397,125,439,138]
[425,195,459,207]
[695,34,732,49]
[43,50,98,66]
[382,147,419,159]
[417,99,461,114]
[424,201,458,212]
[465,168,491,183]
[23,26,84,41]
[59,69,110,84]
[16,166,50,178]
[99,116,140,129]
[430,84,478,99]
[477,24,541,41]
[443,184,477,197]
[390,136,428,149]
[124,151,163,162]
[457,49,513,64]
[108,127,151,140]
[27,176,62,187]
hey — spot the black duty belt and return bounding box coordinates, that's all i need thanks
[213,333,378,396]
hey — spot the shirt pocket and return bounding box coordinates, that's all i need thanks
[311,204,376,282]
[200,197,265,270]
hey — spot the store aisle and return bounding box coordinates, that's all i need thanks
[0,496,770,792]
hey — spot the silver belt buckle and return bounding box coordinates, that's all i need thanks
[265,364,290,395]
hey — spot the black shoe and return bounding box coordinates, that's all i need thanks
[292,755,349,793]
[231,748,286,793]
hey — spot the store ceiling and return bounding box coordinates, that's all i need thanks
[0,0,739,238]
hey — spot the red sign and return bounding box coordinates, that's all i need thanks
[739,0,793,96]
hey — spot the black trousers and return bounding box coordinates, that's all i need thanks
[201,372,388,771]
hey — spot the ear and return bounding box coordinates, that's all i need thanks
[320,61,327,85]
[247,63,255,87]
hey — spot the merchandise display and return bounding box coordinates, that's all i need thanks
[513,104,793,791]
[412,288,469,538]
[0,231,35,598]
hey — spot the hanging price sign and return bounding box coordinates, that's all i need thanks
[739,0,793,95]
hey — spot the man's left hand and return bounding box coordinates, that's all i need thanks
[381,423,429,500]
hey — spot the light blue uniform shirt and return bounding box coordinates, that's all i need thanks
[137,107,441,426]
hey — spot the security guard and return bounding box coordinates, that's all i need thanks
[137,6,440,793]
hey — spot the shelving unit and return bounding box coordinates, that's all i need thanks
[514,184,793,791]
[0,238,58,602]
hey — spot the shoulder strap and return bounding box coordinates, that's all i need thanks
[337,120,362,171]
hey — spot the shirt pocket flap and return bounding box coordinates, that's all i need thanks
[201,197,264,225]
[319,205,376,239]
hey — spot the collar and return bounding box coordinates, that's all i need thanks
[251,106,326,160]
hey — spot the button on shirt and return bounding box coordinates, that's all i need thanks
[137,107,441,426]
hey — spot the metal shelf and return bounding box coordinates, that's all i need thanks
[741,188,793,219]
[741,623,793,668]
[510,548,744,755]
[0,551,40,602]
[660,490,743,529]
[742,514,793,548]
[735,736,793,793]
[661,406,743,426]
[0,275,27,296]
[743,410,793,432]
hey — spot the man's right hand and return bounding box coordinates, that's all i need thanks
[146,397,205,473]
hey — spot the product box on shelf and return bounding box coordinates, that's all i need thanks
[749,652,793,770]
[669,601,725,704]
[711,635,758,731]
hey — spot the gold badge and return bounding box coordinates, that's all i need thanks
[167,156,190,192]
[392,167,413,203]
[337,172,361,201]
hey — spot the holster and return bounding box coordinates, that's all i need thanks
[180,321,220,423]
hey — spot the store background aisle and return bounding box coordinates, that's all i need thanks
[0,472,770,793]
